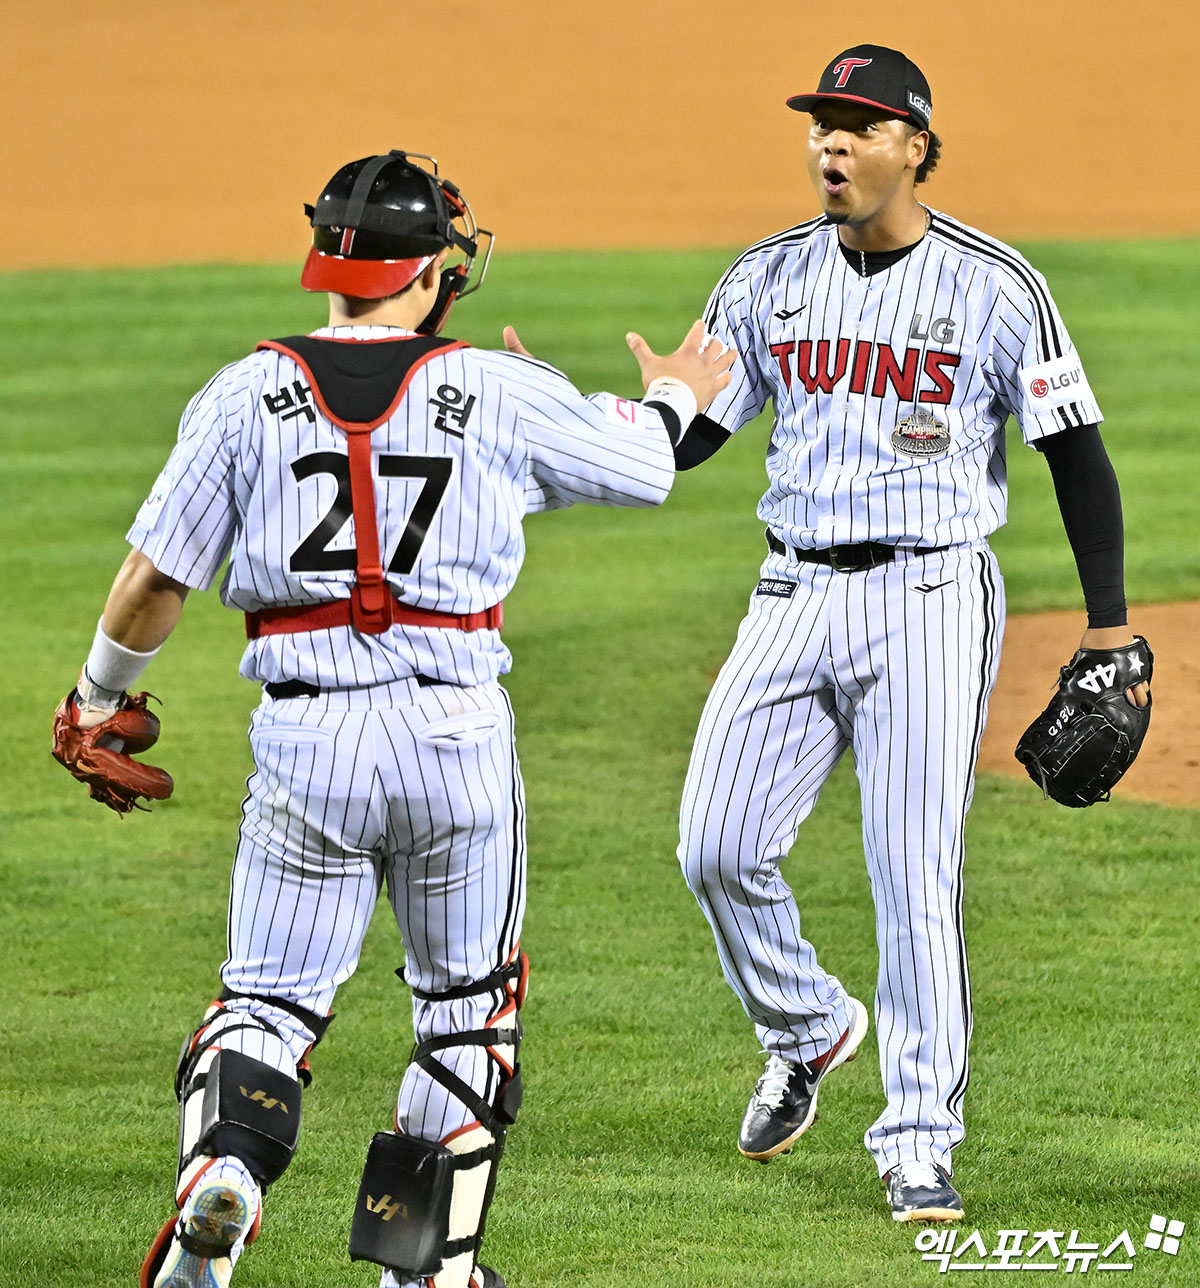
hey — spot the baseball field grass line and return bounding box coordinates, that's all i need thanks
[1,247,1197,1286]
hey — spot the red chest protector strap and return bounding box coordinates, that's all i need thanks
[246,336,502,639]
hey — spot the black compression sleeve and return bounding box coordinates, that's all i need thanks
[674,414,733,470]
[1034,423,1127,628]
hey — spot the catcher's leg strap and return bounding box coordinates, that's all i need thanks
[406,954,528,1008]
[413,1026,523,1134]
[351,953,527,1284]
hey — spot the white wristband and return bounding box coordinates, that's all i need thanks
[81,619,160,700]
[643,377,699,446]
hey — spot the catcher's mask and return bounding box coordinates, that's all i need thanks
[301,150,493,335]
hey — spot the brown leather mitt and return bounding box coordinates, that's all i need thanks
[51,690,174,815]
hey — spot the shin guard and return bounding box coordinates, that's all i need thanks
[174,999,312,1195]
[350,950,528,1286]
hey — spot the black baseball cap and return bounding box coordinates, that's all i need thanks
[786,44,932,131]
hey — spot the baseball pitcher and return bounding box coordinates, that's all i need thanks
[670,47,1151,1221]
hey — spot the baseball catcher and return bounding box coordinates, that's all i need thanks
[1015,637,1153,806]
[51,146,734,1288]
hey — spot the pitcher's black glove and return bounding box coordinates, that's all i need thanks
[1014,636,1152,808]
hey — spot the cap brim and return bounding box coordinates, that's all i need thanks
[300,247,434,297]
[785,91,920,123]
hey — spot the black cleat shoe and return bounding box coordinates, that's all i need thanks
[885,1162,964,1222]
[737,996,868,1160]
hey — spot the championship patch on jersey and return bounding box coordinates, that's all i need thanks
[1019,353,1096,411]
[755,578,796,599]
[891,409,951,457]
[601,394,644,429]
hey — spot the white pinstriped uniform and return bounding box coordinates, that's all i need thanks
[132,327,672,688]
[129,326,675,1245]
[678,212,1102,1174]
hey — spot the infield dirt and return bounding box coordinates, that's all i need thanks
[5,0,1200,269]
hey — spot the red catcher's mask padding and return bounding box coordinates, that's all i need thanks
[300,249,436,298]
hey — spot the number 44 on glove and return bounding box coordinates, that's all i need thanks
[52,689,174,815]
[1014,636,1153,808]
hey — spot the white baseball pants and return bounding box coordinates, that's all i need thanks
[221,673,526,1150]
[679,542,1004,1175]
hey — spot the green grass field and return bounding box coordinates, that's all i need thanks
[2,243,1198,1287]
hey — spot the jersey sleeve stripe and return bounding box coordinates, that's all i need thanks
[929,216,1066,362]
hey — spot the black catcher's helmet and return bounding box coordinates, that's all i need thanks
[301,150,493,334]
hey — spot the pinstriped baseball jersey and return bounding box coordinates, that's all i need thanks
[128,324,675,688]
[702,209,1102,549]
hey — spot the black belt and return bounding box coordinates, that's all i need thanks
[265,677,441,699]
[765,529,950,572]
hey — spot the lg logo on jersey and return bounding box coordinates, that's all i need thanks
[909,314,956,344]
[1030,367,1083,399]
[1020,356,1094,410]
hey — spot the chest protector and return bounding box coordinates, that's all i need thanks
[247,335,501,638]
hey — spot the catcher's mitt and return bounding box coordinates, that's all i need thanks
[1014,636,1153,808]
[51,690,174,815]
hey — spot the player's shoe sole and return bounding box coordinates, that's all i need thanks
[142,1177,256,1288]
[738,996,869,1160]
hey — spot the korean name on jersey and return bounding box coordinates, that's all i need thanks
[128,331,675,691]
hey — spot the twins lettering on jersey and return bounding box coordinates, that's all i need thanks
[767,335,961,404]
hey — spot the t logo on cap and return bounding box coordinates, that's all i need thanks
[832,57,873,87]
[785,44,933,132]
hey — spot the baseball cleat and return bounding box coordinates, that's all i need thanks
[885,1161,964,1222]
[737,996,868,1160]
[141,1176,257,1288]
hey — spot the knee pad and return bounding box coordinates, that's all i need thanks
[174,996,327,1193]
[350,950,528,1285]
